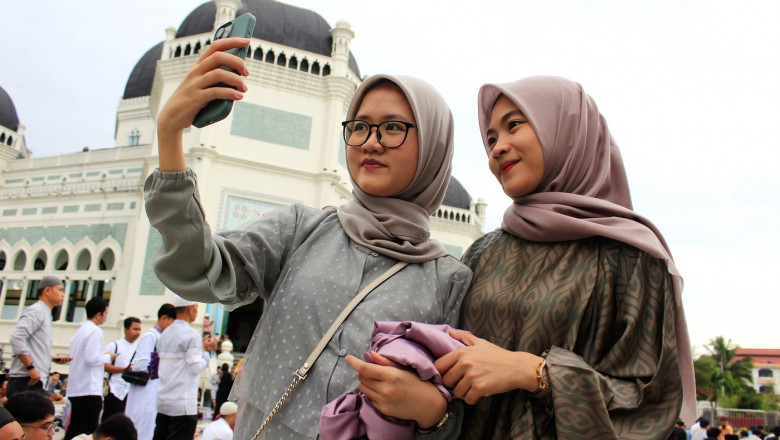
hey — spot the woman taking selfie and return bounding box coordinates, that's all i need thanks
[144,37,471,439]
[432,76,696,439]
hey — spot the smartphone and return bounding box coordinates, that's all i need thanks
[192,13,256,128]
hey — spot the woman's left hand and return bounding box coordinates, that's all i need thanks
[345,352,447,428]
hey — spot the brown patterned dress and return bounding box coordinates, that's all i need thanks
[457,231,682,440]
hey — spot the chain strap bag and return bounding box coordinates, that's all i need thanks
[251,261,409,439]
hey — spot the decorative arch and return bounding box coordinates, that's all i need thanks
[75,249,92,271]
[0,250,6,270]
[322,64,331,76]
[277,53,286,66]
[253,46,263,60]
[311,61,320,75]
[300,58,309,72]
[54,249,69,270]
[265,50,275,63]
[184,43,192,56]
[33,249,47,271]
[13,250,26,271]
[288,55,298,70]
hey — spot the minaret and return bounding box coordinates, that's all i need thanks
[213,0,243,30]
[329,20,355,77]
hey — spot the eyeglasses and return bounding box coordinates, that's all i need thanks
[342,119,416,149]
[21,418,60,435]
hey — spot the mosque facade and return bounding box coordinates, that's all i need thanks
[0,0,485,356]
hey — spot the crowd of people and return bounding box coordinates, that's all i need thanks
[3,26,774,440]
[670,417,780,440]
[3,277,239,440]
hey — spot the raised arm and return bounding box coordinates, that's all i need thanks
[156,37,250,172]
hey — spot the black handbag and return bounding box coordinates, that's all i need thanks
[121,351,150,386]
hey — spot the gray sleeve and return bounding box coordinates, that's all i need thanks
[10,306,44,356]
[144,168,329,308]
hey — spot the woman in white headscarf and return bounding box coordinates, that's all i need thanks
[144,37,471,439]
[428,76,694,439]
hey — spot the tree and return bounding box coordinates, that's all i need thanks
[694,336,756,409]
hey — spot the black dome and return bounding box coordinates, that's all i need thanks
[0,86,20,132]
[123,0,360,100]
[442,177,471,210]
[123,42,164,99]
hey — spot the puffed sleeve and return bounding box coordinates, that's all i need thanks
[144,168,330,308]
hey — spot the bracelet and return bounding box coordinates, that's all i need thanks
[416,410,451,434]
[532,355,552,399]
[26,364,35,371]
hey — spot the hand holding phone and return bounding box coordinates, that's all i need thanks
[192,13,256,128]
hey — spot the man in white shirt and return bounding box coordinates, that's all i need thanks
[152,296,217,440]
[64,296,113,440]
[125,303,176,440]
[101,316,141,422]
[692,418,711,440]
[201,401,238,440]
[8,276,68,398]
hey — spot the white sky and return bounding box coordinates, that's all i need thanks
[2,1,779,354]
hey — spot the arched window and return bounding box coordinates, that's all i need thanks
[322,64,331,76]
[277,53,286,66]
[76,249,91,270]
[311,61,320,75]
[253,46,263,60]
[99,249,116,271]
[0,250,6,270]
[184,44,192,56]
[758,369,773,378]
[0,133,5,143]
[13,251,26,270]
[174,45,182,57]
[300,58,309,72]
[265,50,275,64]
[6,135,12,146]
[33,250,47,271]
[288,56,298,70]
[54,249,69,270]
[194,41,202,54]
[246,46,252,59]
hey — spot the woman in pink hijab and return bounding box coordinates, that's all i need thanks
[429,76,695,439]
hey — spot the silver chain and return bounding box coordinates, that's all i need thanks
[250,374,304,440]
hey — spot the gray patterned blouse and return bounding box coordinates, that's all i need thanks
[455,231,682,440]
[144,169,472,439]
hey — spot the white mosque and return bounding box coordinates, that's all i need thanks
[0,0,485,358]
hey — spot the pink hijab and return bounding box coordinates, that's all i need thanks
[337,75,453,263]
[478,76,695,425]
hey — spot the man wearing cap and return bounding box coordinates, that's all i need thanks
[201,401,238,440]
[8,276,68,398]
[153,295,217,440]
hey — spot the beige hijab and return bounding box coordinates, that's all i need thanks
[478,76,696,425]
[337,74,453,263]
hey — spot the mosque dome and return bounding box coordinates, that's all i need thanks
[442,177,472,210]
[123,0,361,99]
[0,85,20,132]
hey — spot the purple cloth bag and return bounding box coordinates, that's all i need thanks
[319,321,465,440]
